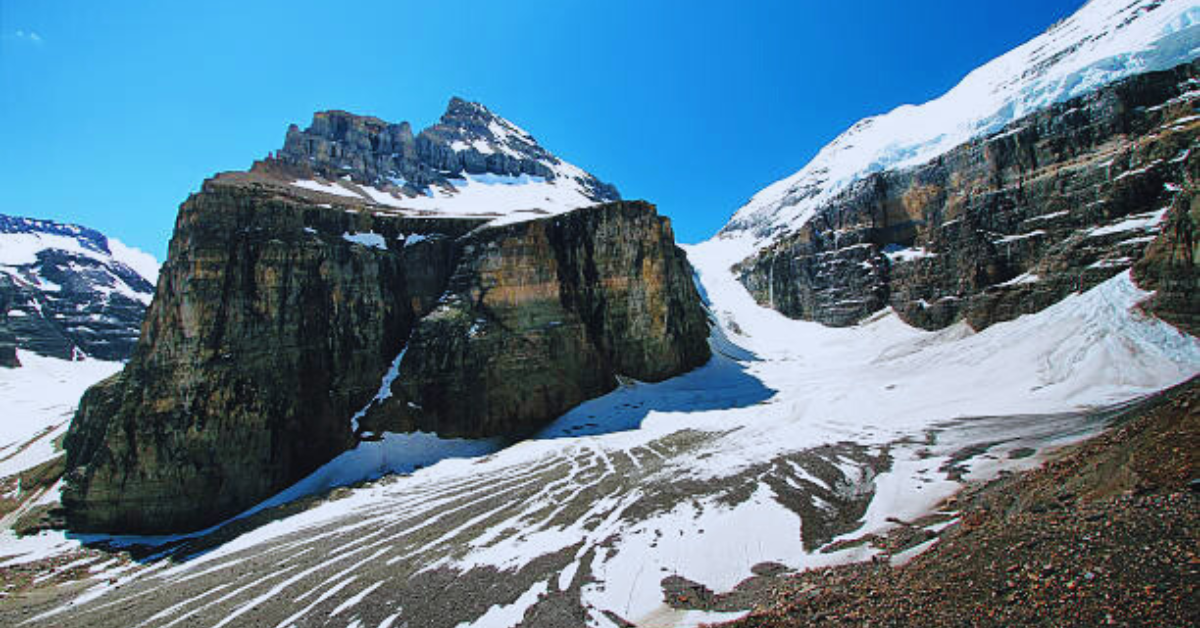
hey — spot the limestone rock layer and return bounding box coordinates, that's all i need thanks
[735,61,1199,331]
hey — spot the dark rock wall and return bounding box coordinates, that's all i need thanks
[358,201,711,439]
[63,179,709,533]
[63,178,475,533]
[737,60,1200,331]
[1133,179,1199,335]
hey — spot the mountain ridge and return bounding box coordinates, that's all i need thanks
[720,0,1200,251]
[0,213,158,366]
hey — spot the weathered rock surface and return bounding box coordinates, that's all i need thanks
[356,201,710,439]
[735,61,1199,331]
[1133,175,1198,336]
[63,104,708,534]
[278,98,618,202]
[0,214,156,364]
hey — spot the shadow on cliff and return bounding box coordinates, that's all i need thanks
[535,272,773,438]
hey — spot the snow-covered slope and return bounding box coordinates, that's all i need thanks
[0,213,158,363]
[0,215,153,511]
[6,237,1198,628]
[0,354,122,478]
[289,169,610,226]
[721,0,1200,253]
[277,100,620,226]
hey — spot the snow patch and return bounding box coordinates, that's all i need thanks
[292,179,364,199]
[106,237,160,284]
[1088,208,1169,237]
[341,232,388,250]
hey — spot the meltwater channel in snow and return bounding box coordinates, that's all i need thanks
[4,233,1198,628]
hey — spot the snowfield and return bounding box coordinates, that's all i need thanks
[3,238,1196,628]
[0,355,122,540]
[0,354,122,480]
[292,165,606,227]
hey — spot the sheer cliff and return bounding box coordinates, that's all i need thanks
[734,62,1198,330]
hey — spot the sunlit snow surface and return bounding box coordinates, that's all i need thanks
[723,0,1200,251]
[0,354,122,479]
[290,163,604,227]
[0,223,159,305]
[5,237,1198,628]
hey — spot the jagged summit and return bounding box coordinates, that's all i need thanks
[269,98,618,222]
[421,97,558,172]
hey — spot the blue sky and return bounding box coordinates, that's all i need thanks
[1,0,1085,258]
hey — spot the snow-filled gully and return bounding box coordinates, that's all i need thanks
[3,241,1199,628]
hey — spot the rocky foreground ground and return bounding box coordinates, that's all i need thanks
[713,376,1199,628]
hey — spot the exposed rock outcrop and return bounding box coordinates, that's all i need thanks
[356,201,710,439]
[0,214,156,364]
[63,102,709,534]
[1133,177,1198,335]
[734,61,1199,330]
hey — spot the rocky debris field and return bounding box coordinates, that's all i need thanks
[717,376,1200,628]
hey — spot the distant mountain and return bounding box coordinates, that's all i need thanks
[0,214,158,366]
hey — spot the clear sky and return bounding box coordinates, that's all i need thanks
[1,0,1086,259]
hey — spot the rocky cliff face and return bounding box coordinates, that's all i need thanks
[355,201,710,439]
[733,61,1199,330]
[1133,175,1199,336]
[63,102,709,534]
[0,214,157,365]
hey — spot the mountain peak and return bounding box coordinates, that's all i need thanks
[266,99,619,222]
[437,98,532,139]
[0,212,158,364]
[444,96,492,118]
